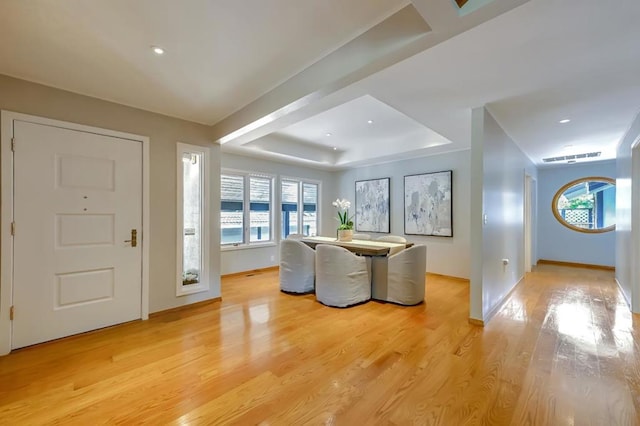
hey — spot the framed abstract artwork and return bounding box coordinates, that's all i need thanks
[355,177,390,233]
[404,170,453,237]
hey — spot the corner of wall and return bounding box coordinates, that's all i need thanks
[469,107,485,321]
[619,112,640,312]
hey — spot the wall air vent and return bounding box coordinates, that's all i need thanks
[542,151,601,163]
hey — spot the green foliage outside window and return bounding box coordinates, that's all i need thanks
[558,194,594,210]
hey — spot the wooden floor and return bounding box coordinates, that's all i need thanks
[1,265,639,425]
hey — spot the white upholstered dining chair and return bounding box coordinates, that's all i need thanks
[285,233,305,240]
[376,235,407,243]
[372,244,426,305]
[315,244,371,307]
[279,239,315,294]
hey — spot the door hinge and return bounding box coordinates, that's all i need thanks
[9,306,14,321]
[11,137,15,152]
[10,222,15,236]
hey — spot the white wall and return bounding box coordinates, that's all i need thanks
[616,111,640,311]
[470,107,537,322]
[335,150,471,279]
[0,74,221,314]
[537,160,616,267]
[220,153,336,275]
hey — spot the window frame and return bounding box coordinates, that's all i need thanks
[551,176,616,234]
[280,176,321,239]
[221,169,275,249]
[176,142,210,297]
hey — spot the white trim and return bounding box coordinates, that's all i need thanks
[221,167,275,180]
[615,278,632,309]
[0,110,150,355]
[631,138,640,313]
[221,241,277,252]
[1,112,15,355]
[176,143,210,296]
[482,274,525,325]
[142,129,150,320]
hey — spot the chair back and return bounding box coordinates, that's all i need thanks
[385,244,426,305]
[286,233,305,240]
[279,239,315,293]
[376,235,407,243]
[315,244,371,307]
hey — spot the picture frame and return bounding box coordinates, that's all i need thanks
[404,170,453,237]
[355,177,390,233]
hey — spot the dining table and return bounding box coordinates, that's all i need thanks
[300,235,414,300]
[300,236,412,257]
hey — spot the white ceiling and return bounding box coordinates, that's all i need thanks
[1,0,639,169]
[258,95,451,167]
[0,0,408,124]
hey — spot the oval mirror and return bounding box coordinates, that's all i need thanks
[552,177,615,233]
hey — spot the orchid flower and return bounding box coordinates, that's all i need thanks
[332,198,354,230]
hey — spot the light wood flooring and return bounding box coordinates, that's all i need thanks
[0,264,639,425]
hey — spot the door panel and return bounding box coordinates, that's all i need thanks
[12,121,142,349]
[56,268,114,307]
[57,214,115,247]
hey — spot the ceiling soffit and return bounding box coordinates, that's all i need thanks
[214,0,532,159]
[213,4,432,145]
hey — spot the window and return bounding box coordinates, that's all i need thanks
[221,174,244,244]
[221,171,274,246]
[250,176,272,242]
[303,183,318,236]
[177,143,210,296]
[281,179,319,238]
[552,176,616,233]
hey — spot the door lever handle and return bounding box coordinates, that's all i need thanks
[124,229,137,247]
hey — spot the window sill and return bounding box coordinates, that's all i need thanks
[221,242,277,252]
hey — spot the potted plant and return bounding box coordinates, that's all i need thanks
[332,198,354,241]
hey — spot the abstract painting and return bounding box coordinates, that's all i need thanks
[404,170,452,237]
[355,177,390,233]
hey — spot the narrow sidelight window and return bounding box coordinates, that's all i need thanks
[177,143,210,296]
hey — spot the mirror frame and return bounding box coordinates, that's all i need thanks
[551,176,615,234]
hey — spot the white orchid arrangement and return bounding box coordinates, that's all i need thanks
[332,198,354,230]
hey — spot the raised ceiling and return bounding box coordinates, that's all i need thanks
[1,0,639,169]
[243,95,452,168]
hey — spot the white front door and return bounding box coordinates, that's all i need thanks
[11,120,142,349]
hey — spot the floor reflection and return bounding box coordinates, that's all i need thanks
[554,302,598,346]
[249,303,271,324]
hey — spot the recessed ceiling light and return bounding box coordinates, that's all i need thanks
[325,133,332,137]
[152,46,165,55]
[559,119,571,124]
[367,120,373,124]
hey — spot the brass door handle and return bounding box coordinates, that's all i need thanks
[124,229,137,247]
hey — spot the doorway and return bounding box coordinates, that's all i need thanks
[1,112,150,354]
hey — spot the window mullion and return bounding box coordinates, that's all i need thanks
[298,181,303,234]
[244,174,250,244]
